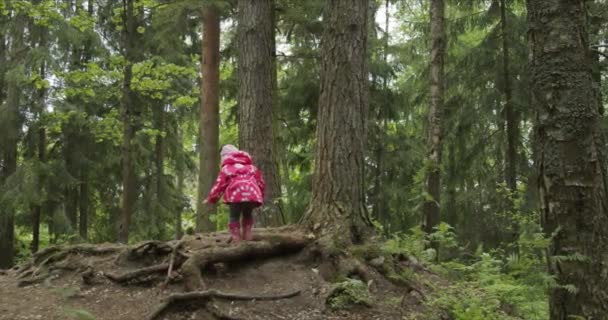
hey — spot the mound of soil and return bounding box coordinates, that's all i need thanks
[0,228,438,320]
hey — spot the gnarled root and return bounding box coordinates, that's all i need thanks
[181,232,312,291]
[147,289,301,320]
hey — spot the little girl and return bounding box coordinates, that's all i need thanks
[204,144,265,243]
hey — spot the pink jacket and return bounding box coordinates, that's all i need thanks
[205,151,265,205]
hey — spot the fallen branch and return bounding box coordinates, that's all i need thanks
[147,289,301,320]
[160,240,185,290]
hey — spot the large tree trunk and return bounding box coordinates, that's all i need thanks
[0,10,25,268]
[196,5,220,232]
[422,0,445,241]
[300,0,371,244]
[118,0,139,243]
[501,0,517,192]
[528,0,608,318]
[237,0,284,227]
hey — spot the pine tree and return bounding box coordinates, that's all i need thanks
[196,4,220,232]
[0,7,26,268]
[301,0,371,243]
[237,0,284,226]
[529,0,608,317]
[422,0,446,245]
[118,0,141,243]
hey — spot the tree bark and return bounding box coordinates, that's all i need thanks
[300,0,371,244]
[528,0,608,318]
[118,0,139,243]
[0,10,25,268]
[422,0,445,242]
[237,0,284,227]
[501,0,517,193]
[196,5,220,232]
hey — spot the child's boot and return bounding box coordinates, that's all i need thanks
[228,221,241,243]
[241,217,254,241]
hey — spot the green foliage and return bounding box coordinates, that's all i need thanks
[327,279,371,310]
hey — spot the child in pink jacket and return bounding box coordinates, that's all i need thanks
[205,144,265,243]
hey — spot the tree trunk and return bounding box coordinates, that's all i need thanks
[501,0,517,193]
[176,167,184,240]
[118,0,139,243]
[79,181,89,240]
[0,10,25,268]
[422,0,445,242]
[301,0,371,244]
[196,5,220,232]
[154,106,165,237]
[32,63,47,254]
[237,0,284,227]
[528,0,608,318]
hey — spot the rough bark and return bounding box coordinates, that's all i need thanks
[197,5,220,232]
[422,0,445,241]
[300,0,371,244]
[528,1,608,318]
[237,0,284,227]
[501,0,517,192]
[118,0,139,243]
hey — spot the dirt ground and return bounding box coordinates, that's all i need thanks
[0,235,434,320]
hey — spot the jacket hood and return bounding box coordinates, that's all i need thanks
[221,151,253,166]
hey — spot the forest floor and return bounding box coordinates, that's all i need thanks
[0,227,444,320]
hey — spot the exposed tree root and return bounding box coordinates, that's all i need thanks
[17,273,53,287]
[105,263,171,283]
[181,232,312,291]
[10,226,435,318]
[160,240,185,290]
[146,289,301,320]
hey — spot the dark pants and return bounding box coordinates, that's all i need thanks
[229,202,255,223]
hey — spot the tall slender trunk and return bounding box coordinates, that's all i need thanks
[32,128,44,252]
[78,0,94,241]
[422,0,446,244]
[197,5,220,232]
[301,0,371,243]
[176,162,184,240]
[118,0,139,243]
[501,0,517,192]
[0,10,25,268]
[529,0,608,318]
[79,181,88,240]
[32,50,47,253]
[445,143,457,227]
[153,106,165,238]
[237,0,284,227]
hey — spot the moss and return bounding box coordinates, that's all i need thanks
[326,278,371,310]
[350,243,383,260]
